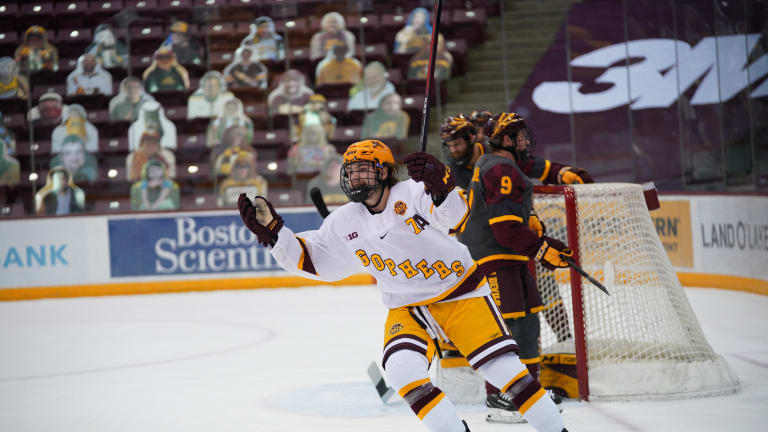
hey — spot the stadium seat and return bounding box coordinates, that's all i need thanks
[330,126,361,149]
[0,97,27,115]
[315,83,352,100]
[93,197,131,213]
[99,137,129,155]
[0,31,19,51]
[88,1,125,26]
[0,201,25,218]
[15,140,53,158]
[19,2,54,29]
[252,129,289,150]
[53,2,89,30]
[267,188,306,206]
[124,0,158,11]
[0,3,19,32]
[181,192,217,210]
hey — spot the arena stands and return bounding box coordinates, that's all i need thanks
[0,0,492,216]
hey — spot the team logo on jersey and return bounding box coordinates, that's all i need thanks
[389,323,403,335]
[394,201,407,215]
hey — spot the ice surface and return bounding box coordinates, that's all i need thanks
[0,285,766,431]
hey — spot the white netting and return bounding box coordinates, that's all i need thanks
[535,183,739,400]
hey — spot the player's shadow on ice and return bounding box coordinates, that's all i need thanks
[264,382,488,417]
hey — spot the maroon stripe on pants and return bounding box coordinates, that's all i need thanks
[466,335,516,363]
[510,377,542,409]
[382,343,428,370]
[483,296,510,335]
[472,343,519,369]
[409,386,442,415]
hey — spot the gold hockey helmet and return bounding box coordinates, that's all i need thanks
[342,139,395,167]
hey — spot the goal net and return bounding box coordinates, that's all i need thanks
[436,183,739,402]
[534,183,739,401]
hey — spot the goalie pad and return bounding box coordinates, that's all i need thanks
[539,353,578,399]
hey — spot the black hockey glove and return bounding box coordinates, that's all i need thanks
[403,152,455,206]
[238,193,284,247]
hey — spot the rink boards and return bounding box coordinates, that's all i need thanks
[0,193,766,300]
[0,206,373,300]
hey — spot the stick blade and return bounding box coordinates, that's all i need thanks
[603,260,615,293]
[309,187,330,218]
[366,361,395,403]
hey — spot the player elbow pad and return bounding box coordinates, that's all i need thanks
[489,221,541,256]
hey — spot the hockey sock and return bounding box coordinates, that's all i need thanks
[485,381,499,395]
[385,350,466,432]
[477,354,564,432]
[504,374,563,432]
[522,359,540,381]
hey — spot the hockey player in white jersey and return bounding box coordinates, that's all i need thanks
[237,139,568,432]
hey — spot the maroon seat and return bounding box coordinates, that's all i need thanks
[157,0,194,15]
[207,22,236,41]
[209,51,235,69]
[129,24,164,41]
[177,161,211,182]
[445,38,467,77]
[93,197,131,213]
[15,140,53,157]
[99,165,128,183]
[178,134,206,151]
[329,126,361,149]
[355,43,388,66]
[125,0,158,11]
[316,83,352,100]
[181,192,217,210]
[0,97,27,114]
[163,105,187,122]
[19,2,54,28]
[99,137,130,155]
[0,30,19,51]
[267,188,306,207]
[252,129,289,148]
[54,2,89,29]
[56,28,92,45]
[450,9,487,45]
[0,3,20,32]
[88,1,126,25]
[344,14,382,44]
[86,109,111,128]
[1,201,26,218]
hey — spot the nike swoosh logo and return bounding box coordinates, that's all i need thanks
[379,232,388,239]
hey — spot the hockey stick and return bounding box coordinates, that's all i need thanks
[367,361,396,404]
[309,187,330,218]
[562,256,612,296]
[309,190,397,404]
[418,0,444,152]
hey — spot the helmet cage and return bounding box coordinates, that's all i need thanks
[441,131,475,166]
[340,160,385,203]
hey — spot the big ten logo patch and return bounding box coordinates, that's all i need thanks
[389,323,403,335]
[394,200,407,216]
[344,232,359,241]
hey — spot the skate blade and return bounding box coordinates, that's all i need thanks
[485,408,527,424]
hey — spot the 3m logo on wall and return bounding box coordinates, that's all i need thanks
[108,211,323,277]
[533,34,768,113]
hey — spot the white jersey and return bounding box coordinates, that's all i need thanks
[270,179,489,309]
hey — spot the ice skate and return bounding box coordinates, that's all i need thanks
[485,391,526,423]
